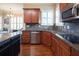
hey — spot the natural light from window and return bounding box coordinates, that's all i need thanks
[56,4,63,26]
[41,9,54,26]
[0,16,2,31]
[10,16,23,30]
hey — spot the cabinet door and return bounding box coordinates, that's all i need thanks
[60,3,67,11]
[41,32,46,45]
[41,31,52,48]
[59,46,70,56]
[51,33,71,56]
[24,10,31,23]
[31,9,40,23]
[22,31,30,44]
[59,39,71,56]
[71,47,79,56]
[60,3,74,12]
[51,36,60,56]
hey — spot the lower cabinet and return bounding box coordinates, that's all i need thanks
[10,39,20,56]
[22,31,41,44]
[41,31,52,48]
[41,31,79,56]
[70,48,79,56]
[59,46,70,56]
[51,34,71,56]
[22,31,30,44]
[51,38,60,56]
[0,34,20,56]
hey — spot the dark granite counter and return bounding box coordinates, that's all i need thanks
[0,31,21,43]
[0,31,21,56]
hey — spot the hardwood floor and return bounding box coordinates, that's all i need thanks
[20,44,53,56]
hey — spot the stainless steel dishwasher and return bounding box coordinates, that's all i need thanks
[30,32,40,44]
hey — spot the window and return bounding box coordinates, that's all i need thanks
[0,16,2,31]
[16,17,23,30]
[41,9,54,26]
[10,16,23,30]
[56,4,63,26]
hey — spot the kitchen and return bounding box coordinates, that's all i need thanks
[0,3,79,56]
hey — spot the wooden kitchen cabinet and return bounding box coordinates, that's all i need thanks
[51,34,60,56]
[60,3,67,11]
[24,10,31,23]
[31,10,40,23]
[59,46,70,56]
[71,47,79,56]
[59,40,71,56]
[41,31,52,48]
[60,3,74,12]
[41,31,79,56]
[51,33,71,56]
[23,8,40,24]
[22,31,30,44]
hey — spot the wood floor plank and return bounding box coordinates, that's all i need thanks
[20,44,53,56]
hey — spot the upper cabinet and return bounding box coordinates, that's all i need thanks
[23,8,40,24]
[60,3,74,12]
[60,3,68,12]
[24,9,32,23]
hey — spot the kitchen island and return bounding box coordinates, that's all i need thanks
[0,31,21,56]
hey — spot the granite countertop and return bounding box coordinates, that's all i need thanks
[25,29,79,51]
[0,31,21,43]
[48,30,79,52]
[55,33,79,52]
[0,31,21,53]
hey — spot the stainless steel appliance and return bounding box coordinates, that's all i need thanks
[62,4,79,21]
[30,32,40,44]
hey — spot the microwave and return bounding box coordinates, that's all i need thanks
[62,5,79,20]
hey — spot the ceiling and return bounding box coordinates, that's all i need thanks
[0,3,57,16]
[0,3,23,16]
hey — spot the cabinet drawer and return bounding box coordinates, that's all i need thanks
[22,36,30,38]
[22,38,30,43]
[22,33,30,36]
[22,37,30,39]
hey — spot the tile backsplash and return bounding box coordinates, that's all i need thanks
[64,22,79,36]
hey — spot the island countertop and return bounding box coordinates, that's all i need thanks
[0,31,21,45]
